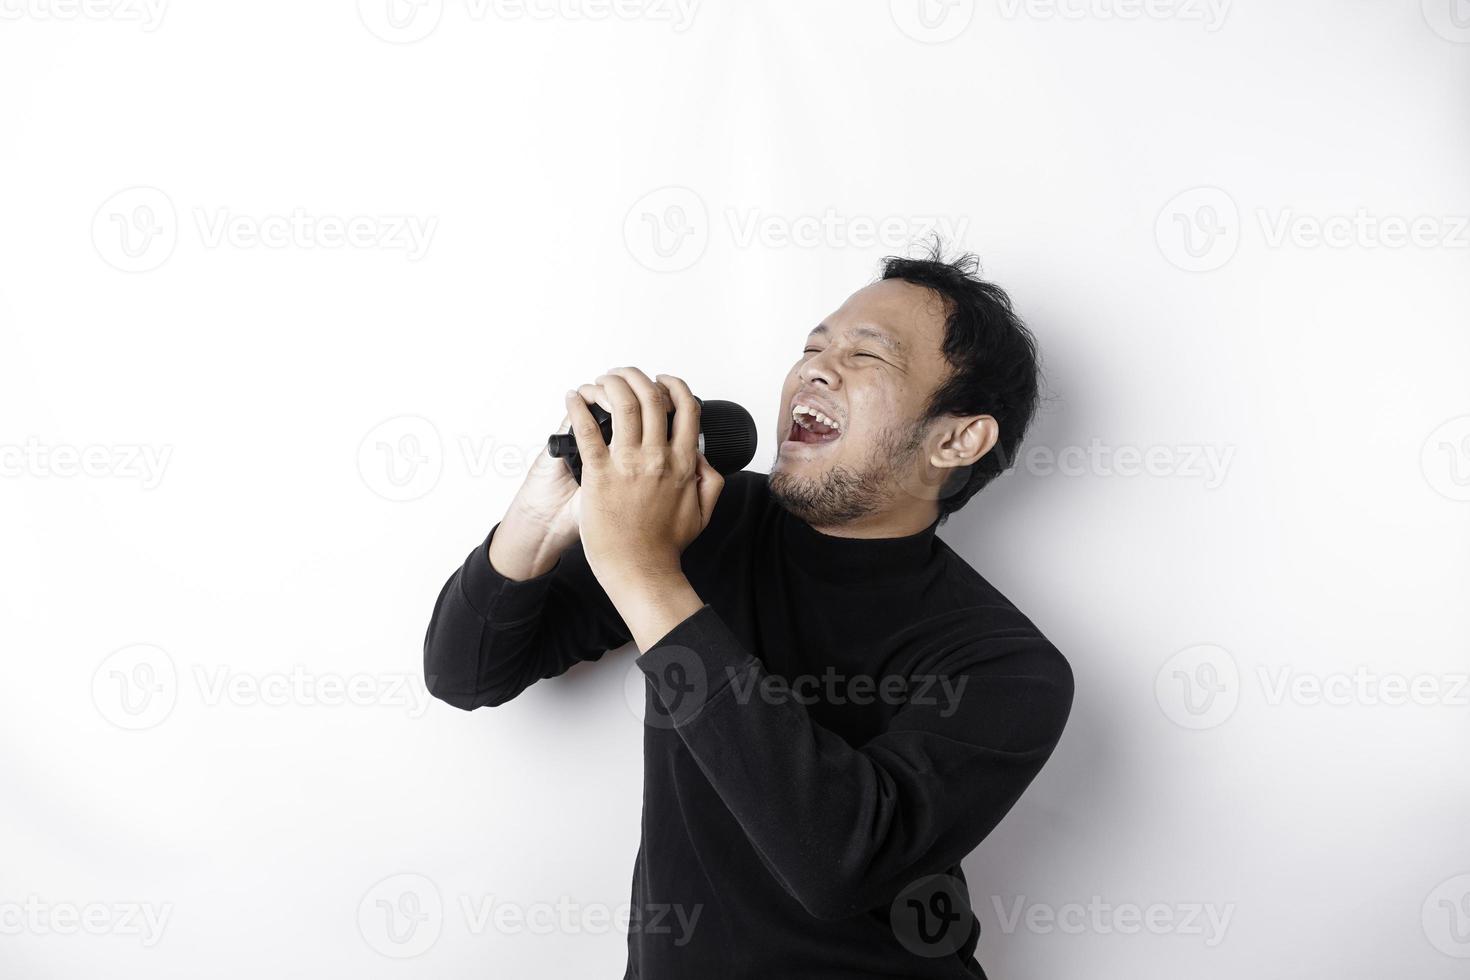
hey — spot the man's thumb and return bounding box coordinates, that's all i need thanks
[695,455,724,522]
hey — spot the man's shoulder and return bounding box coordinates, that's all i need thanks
[687,469,771,560]
[723,468,770,499]
[926,539,1073,683]
[711,469,773,524]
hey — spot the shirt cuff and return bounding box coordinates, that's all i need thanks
[634,605,760,726]
[458,522,562,624]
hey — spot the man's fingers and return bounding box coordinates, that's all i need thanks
[565,390,610,467]
[576,383,612,414]
[657,373,701,457]
[607,367,670,448]
[596,372,643,449]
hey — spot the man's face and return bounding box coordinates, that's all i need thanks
[769,279,954,528]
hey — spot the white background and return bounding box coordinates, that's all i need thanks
[3,1,1469,977]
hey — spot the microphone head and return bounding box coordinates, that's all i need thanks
[698,399,757,475]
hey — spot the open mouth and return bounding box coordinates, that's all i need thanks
[784,404,843,448]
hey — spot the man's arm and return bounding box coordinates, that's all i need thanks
[423,508,632,711]
[632,601,1074,921]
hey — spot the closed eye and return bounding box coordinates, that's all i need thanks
[804,347,881,360]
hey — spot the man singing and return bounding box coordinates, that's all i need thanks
[423,248,1074,978]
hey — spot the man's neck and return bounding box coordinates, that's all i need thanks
[807,502,940,540]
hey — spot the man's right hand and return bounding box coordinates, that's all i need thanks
[488,379,669,581]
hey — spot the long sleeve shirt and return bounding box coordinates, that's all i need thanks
[423,469,1074,979]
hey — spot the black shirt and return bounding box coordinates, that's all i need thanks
[424,470,1074,978]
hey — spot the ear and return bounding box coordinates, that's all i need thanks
[927,414,1000,472]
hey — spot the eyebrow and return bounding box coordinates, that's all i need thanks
[809,322,905,353]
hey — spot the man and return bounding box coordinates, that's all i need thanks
[423,248,1074,978]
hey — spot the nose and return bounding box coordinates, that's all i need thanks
[798,350,839,389]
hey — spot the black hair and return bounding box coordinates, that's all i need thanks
[879,242,1041,522]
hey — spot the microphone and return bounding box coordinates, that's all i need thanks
[547,396,757,484]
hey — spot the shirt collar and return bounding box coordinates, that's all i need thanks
[778,505,940,585]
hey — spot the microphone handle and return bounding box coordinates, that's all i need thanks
[547,398,704,484]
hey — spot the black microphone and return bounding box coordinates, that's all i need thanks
[547,396,757,484]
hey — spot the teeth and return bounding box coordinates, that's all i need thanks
[791,403,841,433]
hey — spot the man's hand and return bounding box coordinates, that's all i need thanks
[565,367,721,651]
